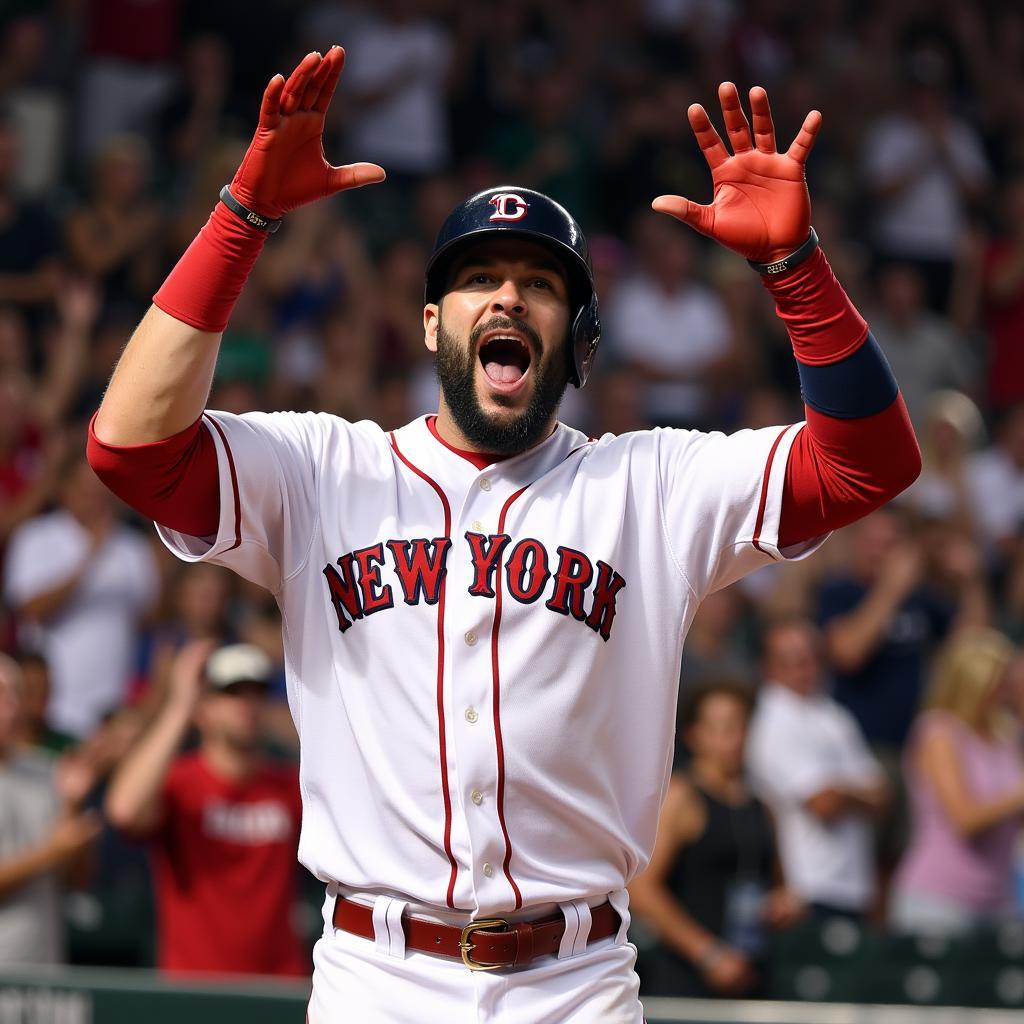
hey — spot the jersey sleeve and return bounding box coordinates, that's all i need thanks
[154,410,325,592]
[654,422,828,599]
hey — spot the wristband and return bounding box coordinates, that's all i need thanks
[219,185,283,234]
[747,227,819,276]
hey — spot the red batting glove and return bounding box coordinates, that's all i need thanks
[652,83,820,264]
[155,48,385,333]
[230,47,385,219]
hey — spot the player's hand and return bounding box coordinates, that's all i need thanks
[230,47,385,221]
[653,82,820,263]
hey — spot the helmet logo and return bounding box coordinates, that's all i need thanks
[488,193,529,222]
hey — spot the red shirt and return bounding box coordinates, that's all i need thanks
[150,752,306,976]
[983,241,1024,410]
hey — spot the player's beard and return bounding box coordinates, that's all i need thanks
[435,315,571,455]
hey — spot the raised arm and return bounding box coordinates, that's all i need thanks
[95,47,383,445]
[655,83,920,544]
[89,47,384,535]
[105,641,212,833]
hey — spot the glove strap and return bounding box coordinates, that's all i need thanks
[747,227,818,276]
[219,185,283,234]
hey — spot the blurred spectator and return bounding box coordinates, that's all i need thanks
[3,455,159,739]
[631,679,800,998]
[142,563,235,710]
[599,74,706,237]
[605,212,734,427]
[868,263,973,429]
[902,389,983,536]
[890,630,1024,937]
[677,587,754,703]
[861,50,990,313]
[0,371,64,549]
[76,0,181,161]
[11,650,71,754]
[0,15,69,198]
[979,177,1024,413]
[966,404,1024,562]
[0,109,60,312]
[818,509,961,754]
[154,34,234,197]
[343,1,455,180]
[0,653,99,965]
[105,642,305,976]
[747,618,888,920]
[486,65,593,223]
[65,135,163,313]
[0,279,99,555]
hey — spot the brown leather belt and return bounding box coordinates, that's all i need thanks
[332,895,620,971]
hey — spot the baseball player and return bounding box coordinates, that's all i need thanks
[87,48,920,1022]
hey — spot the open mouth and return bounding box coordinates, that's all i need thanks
[479,332,533,386]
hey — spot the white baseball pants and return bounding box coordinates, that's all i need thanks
[307,890,644,1023]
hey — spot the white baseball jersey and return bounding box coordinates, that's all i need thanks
[157,411,824,917]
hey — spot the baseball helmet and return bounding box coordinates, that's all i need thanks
[424,186,601,388]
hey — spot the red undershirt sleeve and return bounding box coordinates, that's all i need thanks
[759,248,921,550]
[87,413,221,537]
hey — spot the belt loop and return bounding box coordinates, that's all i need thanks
[608,889,631,945]
[371,895,408,959]
[558,899,592,959]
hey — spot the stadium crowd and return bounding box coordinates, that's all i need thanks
[2,0,1024,1002]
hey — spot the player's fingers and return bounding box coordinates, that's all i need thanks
[258,74,285,128]
[280,51,321,116]
[326,162,387,194]
[313,45,346,115]
[300,50,333,111]
[719,81,753,153]
[651,194,715,236]
[786,109,823,165]
[687,103,729,170]
[749,86,776,154]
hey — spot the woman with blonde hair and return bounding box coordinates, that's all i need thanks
[890,628,1024,936]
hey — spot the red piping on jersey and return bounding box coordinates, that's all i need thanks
[752,426,789,556]
[491,484,530,910]
[205,415,242,551]
[388,431,459,909]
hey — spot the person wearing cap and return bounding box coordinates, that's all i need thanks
[104,640,304,976]
[86,48,919,1022]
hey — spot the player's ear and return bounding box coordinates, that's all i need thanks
[423,302,439,353]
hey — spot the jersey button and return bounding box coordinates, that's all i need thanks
[464,630,477,646]
[479,478,492,492]
[471,520,483,532]
[482,863,494,877]
[464,707,479,724]
[470,789,483,805]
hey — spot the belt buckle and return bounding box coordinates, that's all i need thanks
[459,918,510,971]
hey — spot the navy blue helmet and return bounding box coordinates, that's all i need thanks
[424,186,601,388]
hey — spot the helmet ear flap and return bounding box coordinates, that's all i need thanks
[570,294,601,388]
